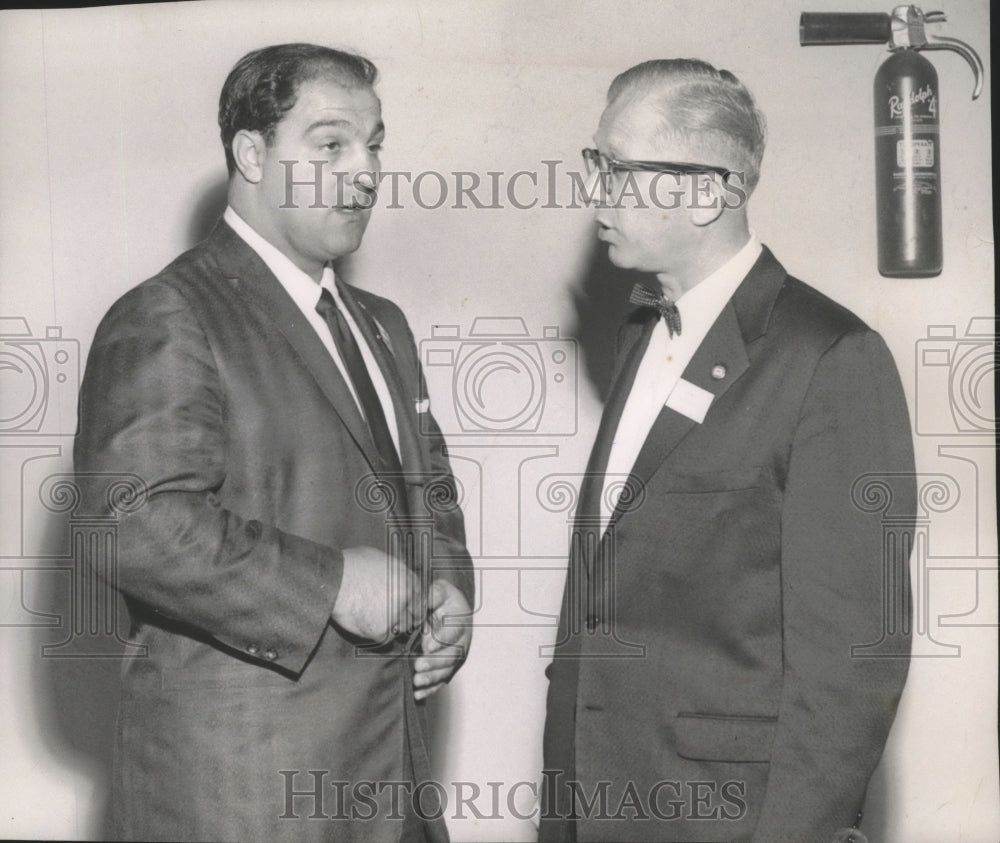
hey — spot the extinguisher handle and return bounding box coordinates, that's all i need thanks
[925,35,985,99]
[799,12,891,45]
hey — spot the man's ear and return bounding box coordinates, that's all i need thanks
[689,173,726,227]
[231,130,266,184]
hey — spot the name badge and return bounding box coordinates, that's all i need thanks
[665,378,713,424]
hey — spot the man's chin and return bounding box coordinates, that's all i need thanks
[325,231,368,262]
[605,244,632,269]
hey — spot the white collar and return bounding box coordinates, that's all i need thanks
[674,232,762,320]
[224,205,338,311]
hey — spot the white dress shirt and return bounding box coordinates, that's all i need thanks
[599,234,763,531]
[224,206,400,454]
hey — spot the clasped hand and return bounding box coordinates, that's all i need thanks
[331,547,472,700]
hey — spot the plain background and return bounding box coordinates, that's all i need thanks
[0,1,995,840]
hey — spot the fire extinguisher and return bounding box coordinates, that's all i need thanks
[800,6,983,277]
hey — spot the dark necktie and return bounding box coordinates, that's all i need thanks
[315,287,402,477]
[629,283,682,338]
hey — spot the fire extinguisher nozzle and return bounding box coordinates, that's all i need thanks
[925,35,984,99]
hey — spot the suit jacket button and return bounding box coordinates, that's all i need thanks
[264,649,278,661]
[247,643,259,656]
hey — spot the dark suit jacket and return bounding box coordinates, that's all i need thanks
[74,220,474,843]
[541,247,915,842]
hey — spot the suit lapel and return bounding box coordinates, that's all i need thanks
[205,221,380,471]
[335,279,428,482]
[606,247,787,529]
[574,313,657,584]
[609,303,749,526]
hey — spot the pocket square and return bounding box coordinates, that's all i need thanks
[415,398,431,414]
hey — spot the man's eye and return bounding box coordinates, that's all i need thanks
[368,143,383,154]
[323,141,341,152]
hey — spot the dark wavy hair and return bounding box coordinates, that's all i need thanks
[218,43,378,176]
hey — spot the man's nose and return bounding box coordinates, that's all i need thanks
[583,168,602,206]
[583,168,613,211]
[355,169,378,196]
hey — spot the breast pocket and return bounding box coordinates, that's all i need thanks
[653,466,771,495]
[627,466,780,577]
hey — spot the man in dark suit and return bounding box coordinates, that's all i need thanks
[75,43,473,843]
[541,59,915,842]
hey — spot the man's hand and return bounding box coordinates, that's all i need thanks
[413,579,473,701]
[331,546,425,642]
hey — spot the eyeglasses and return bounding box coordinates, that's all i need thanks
[581,148,731,194]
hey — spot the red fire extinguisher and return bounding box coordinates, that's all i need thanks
[800,6,983,277]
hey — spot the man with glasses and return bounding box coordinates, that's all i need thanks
[541,59,915,842]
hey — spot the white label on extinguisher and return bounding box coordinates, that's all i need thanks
[896,139,935,168]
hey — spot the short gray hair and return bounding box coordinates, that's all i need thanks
[607,58,767,195]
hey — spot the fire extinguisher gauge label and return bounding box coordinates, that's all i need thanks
[897,139,935,168]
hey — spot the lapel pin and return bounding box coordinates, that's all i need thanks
[711,364,727,380]
[371,317,393,352]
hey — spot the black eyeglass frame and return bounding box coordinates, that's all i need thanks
[581,147,732,185]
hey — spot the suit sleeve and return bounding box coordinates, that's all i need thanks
[74,281,342,674]
[752,329,915,842]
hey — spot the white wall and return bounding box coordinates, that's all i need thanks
[0,1,995,841]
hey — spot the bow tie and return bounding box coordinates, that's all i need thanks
[629,284,682,338]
